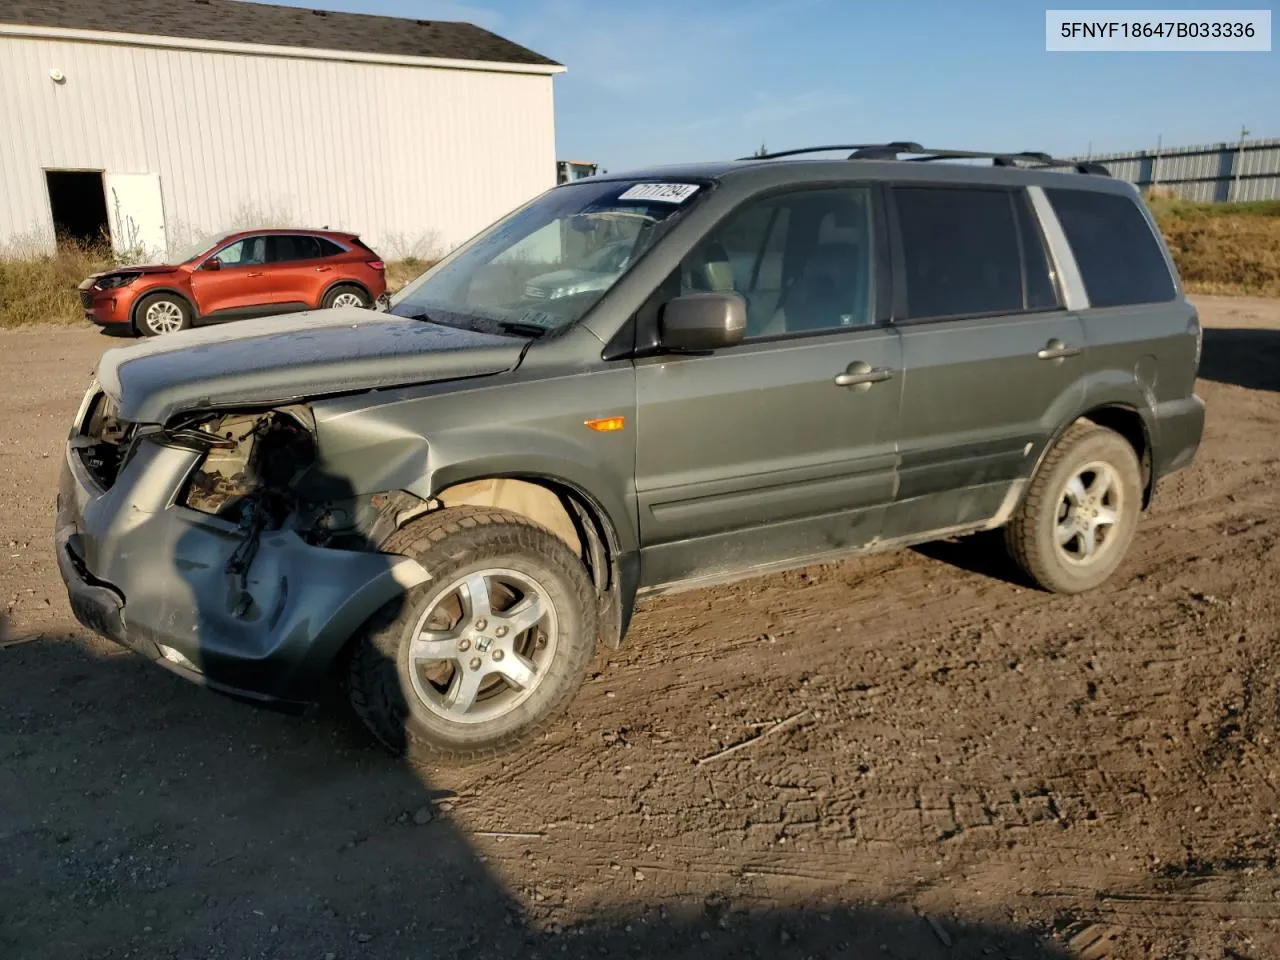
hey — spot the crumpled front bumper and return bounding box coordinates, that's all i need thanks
[54,434,429,708]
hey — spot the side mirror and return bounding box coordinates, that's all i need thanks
[203,257,222,272]
[660,292,746,352]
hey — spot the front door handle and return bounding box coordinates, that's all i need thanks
[1037,338,1082,361]
[834,361,896,389]
[246,271,265,278]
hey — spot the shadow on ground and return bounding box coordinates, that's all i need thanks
[912,529,1031,587]
[0,632,1074,960]
[1198,327,1280,392]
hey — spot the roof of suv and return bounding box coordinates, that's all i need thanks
[578,146,1136,196]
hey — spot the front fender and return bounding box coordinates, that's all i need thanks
[306,365,640,554]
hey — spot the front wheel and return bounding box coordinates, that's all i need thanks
[347,506,598,762]
[134,293,192,336]
[1004,422,1143,594]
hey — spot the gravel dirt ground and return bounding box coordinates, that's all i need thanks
[3,295,1280,960]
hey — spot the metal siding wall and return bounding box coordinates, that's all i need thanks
[1070,138,1280,203]
[0,35,557,256]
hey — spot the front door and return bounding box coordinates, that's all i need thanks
[884,184,1086,540]
[633,185,904,589]
[188,235,274,318]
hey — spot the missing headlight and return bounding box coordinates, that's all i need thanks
[178,408,316,526]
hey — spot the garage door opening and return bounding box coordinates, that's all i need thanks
[45,171,110,249]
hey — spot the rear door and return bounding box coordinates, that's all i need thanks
[632,184,904,588]
[884,184,1086,540]
[264,234,329,308]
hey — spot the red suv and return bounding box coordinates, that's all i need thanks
[79,229,389,336]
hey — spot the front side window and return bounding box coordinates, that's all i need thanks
[1045,188,1177,308]
[896,187,1023,321]
[214,236,267,267]
[391,179,704,337]
[677,186,877,339]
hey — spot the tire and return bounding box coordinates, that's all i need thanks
[322,285,372,310]
[134,293,192,337]
[1004,421,1143,594]
[347,506,598,762]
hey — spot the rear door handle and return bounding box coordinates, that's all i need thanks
[1037,339,1082,361]
[316,266,333,273]
[246,271,265,278]
[834,361,896,389]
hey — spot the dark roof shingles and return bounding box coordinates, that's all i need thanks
[0,0,560,66]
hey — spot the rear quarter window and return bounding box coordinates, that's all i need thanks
[1045,188,1177,308]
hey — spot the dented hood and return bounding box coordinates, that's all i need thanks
[97,308,529,423]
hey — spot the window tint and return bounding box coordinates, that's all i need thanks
[1014,191,1061,310]
[214,236,266,267]
[1045,188,1176,307]
[679,187,876,338]
[316,237,347,257]
[269,234,324,262]
[895,187,1022,320]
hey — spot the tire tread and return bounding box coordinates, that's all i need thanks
[346,506,596,764]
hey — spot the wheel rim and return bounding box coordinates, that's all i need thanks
[331,291,365,309]
[144,300,184,334]
[1055,460,1124,566]
[406,567,559,725]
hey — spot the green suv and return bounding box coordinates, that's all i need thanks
[55,143,1205,760]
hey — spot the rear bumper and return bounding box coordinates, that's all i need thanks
[1153,393,1206,479]
[54,432,429,708]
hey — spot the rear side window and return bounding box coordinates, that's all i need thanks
[269,235,324,262]
[1045,188,1176,307]
[895,187,1023,320]
[316,237,347,257]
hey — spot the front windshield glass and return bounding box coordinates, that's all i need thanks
[391,179,705,336]
[163,235,225,265]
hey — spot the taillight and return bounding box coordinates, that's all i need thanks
[367,260,385,271]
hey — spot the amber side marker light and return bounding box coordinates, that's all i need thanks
[585,416,625,432]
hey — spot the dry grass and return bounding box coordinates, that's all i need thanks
[386,257,434,294]
[0,242,432,330]
[1151,199,1280,298]
[0,240,114,329]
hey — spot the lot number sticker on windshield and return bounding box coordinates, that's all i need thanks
[617,182,700,204]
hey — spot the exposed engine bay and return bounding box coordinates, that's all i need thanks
[179,408,316,526]
[173,406,427,564]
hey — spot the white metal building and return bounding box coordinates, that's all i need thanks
[0,0,564,260]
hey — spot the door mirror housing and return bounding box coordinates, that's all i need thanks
[660,292,746,352]
[203,257,222,272]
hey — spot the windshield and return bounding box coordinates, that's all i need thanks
[162,235,225,265]
[391,179,705,336]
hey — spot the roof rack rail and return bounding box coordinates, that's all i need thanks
[739,142,1111,176]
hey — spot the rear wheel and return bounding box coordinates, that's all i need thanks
[323,285,372,310]
[134,293,192,336]
[1004,422,1142,594]
[347,506,598,762]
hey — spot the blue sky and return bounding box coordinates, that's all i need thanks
[266,0,1277,170]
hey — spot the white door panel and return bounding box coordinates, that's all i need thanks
[105,173,166,262]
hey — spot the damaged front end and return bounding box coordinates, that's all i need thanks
[55,387,431,707]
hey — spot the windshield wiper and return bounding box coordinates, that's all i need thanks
[399,308,547,339]
[492,320,550,338]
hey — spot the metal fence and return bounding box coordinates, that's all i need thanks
[1066,137,1280,203]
